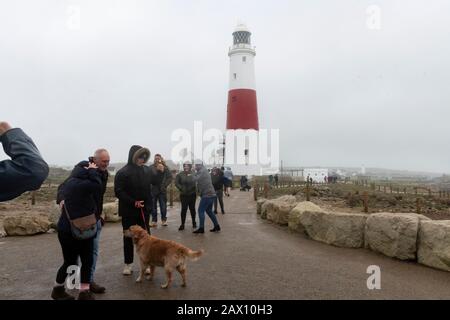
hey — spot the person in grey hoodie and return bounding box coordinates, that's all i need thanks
[192,160,221,234]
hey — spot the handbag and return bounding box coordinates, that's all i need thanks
[64,204,98,240]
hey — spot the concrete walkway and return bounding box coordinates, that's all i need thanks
[0,190,449,300]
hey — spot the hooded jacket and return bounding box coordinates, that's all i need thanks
[114,145,152,217]
[175,170,197,196]
[0,128,49,202]
[57,161,108,218]
[194,166,216,198]
[56,165,102,234]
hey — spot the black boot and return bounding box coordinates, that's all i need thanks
[51,285,75,300]
[78,290,95,300]
[178,225,185,231]
[90,282,106,294]
[193,222,197,229]
[193,228,204,234]
[210,225,221,233]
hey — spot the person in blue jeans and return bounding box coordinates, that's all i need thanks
[149,154,172,227]
[192,160,221,234]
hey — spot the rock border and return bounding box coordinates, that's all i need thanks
[257,196,450,272]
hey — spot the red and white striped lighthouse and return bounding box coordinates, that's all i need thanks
[226,23,259,131]
[225,23,262,176]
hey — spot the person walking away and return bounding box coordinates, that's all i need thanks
[115,145,152,276]
[223,167,233,197]
[211,167,225,214]
[193,160,221,234]
[175,161,197,230]
[51,161,102,300]
[0,121,49,202]
[56,149,110,294]
[149,154,172,227]
[274,174,279,187]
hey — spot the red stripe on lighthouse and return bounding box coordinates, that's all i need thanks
[226,89,259,130]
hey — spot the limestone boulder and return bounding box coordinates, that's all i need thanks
[48,203,62,229]
[417,220,450,272]
[103,201,121,222]
[288,202,324,234]
[260,201,271,219]
[0,220,6,238]
[256,199,267,215]
[3,215,52,236]
[300,211,368,248]
[364,212,427,260]
[265,195,297,226]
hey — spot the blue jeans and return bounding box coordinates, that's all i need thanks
[90,219,102,282]
[198,196,219,229]
[152,193,167,222]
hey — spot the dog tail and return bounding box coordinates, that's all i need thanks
[185,249,204,261]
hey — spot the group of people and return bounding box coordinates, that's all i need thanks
[0,124,229,300]
[52,145,225,300]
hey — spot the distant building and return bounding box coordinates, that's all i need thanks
[303,168,329,183]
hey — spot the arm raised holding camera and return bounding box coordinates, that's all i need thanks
[0,122,49,202]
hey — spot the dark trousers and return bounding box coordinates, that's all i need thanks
[180,194,197,226]
[213,190,224,213]
[122,211,150,265]
[56,232,94,285]
[152,193,167,222]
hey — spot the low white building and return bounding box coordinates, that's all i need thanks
[303,168,329,183]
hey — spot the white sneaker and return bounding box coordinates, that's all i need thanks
[123,264,133,276]
[161,220,168,226]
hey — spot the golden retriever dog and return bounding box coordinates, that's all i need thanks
[124,225,203,289]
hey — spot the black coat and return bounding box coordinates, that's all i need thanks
[114,146,152,217]
[57,161,108,218]
[57,166,102,234]
[149,164,173,195]
[0,128,49,202]
[211,171,224,191]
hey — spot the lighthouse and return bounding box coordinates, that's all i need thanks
[224,23,262,176]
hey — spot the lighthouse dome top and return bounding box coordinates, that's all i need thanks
[232,23,252,45]
[233,23,250,33]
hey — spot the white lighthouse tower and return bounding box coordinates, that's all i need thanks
[224,23,262,176]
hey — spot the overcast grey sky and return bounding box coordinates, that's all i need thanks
[1,0,449,173]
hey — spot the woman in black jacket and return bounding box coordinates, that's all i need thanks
[175,161,197,231]
[114,145,152,276]
[51,161,102,300]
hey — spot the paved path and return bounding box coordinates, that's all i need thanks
[0,190,449,300]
